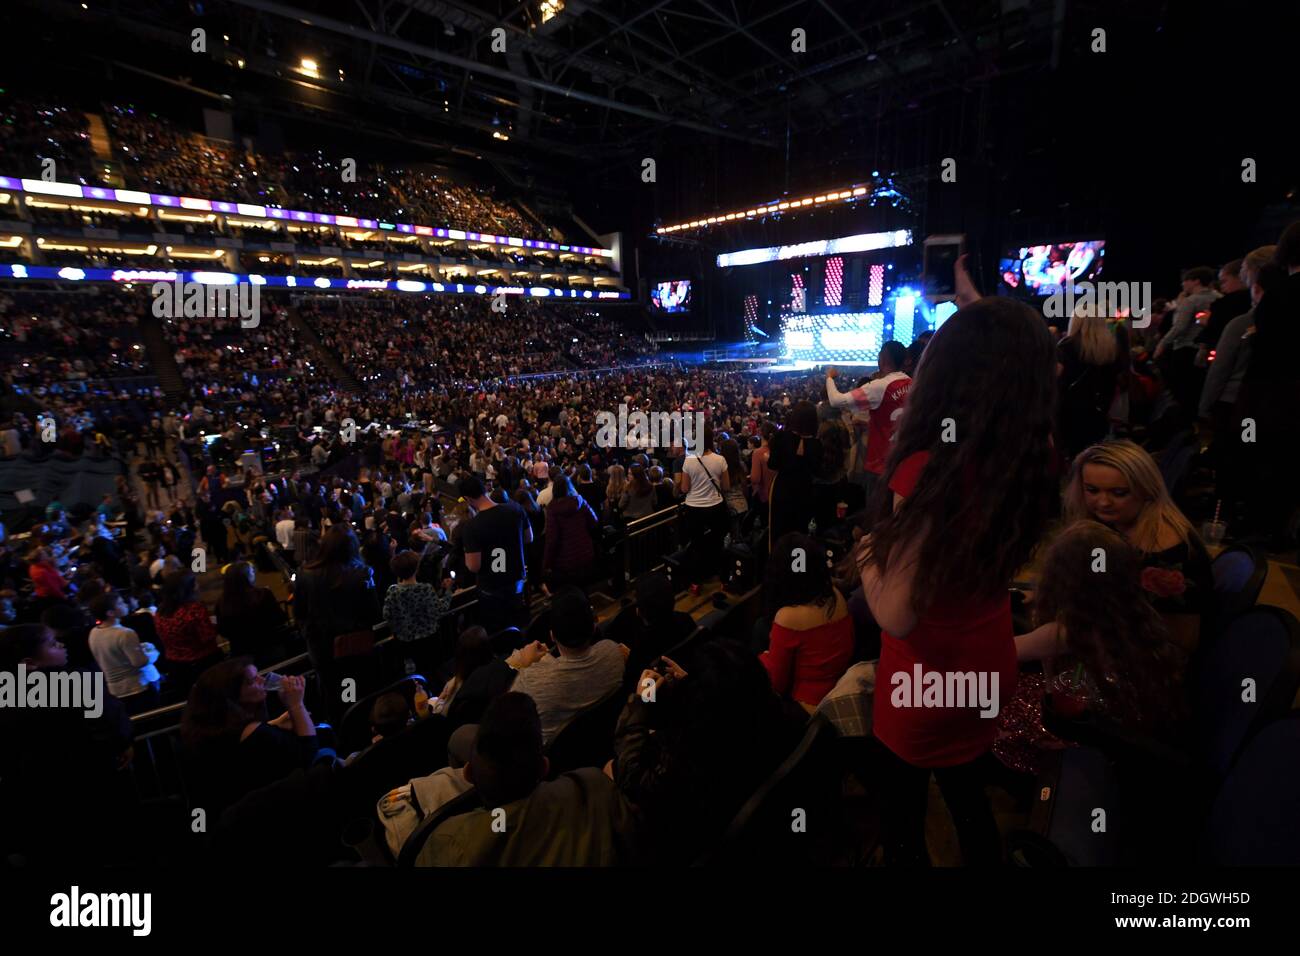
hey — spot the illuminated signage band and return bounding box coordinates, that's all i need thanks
[659,184,872,234]
[717,229,913,268]
[1,175,613,257]
[0,263,630,299]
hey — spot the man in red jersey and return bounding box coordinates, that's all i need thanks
[825,339,912,498]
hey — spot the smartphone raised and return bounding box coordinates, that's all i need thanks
[922,234,966,302]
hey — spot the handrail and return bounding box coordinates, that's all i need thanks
[624,505,680,535]
[129,591,480,727]
[129,648,315,727]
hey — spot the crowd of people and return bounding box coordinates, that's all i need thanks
[0,288,149,391]
[1,214,1297,868]
[0,98,549,241]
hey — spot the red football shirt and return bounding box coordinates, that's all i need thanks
[870,452,1017,767]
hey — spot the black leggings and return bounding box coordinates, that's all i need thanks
[875,742,1002,866]
[681,503,729,585]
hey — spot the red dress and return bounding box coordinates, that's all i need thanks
[871,452,1018,768]
[762,612,855,707]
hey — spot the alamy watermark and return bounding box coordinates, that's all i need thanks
[0,665,103,718]
[889,664,1000,718]
[1043,280,1152,328]
[151,279,260,327]
[594,404,705,449]
[50,886,151,936]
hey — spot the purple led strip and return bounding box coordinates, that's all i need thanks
[8,175,611,256]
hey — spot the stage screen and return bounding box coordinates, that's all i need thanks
[998,240,1104,296]
[780,312,889,365]
[650,278,692,313]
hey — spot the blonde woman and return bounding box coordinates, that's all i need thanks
[1063,440,1213,652]
[1056,302,1126,460]
[604,463,627,519]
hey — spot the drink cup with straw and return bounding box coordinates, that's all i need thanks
[1202,500,1227,547]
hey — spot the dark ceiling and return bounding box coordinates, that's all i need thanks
[16,0,1116,163]
[10,0,1296,277]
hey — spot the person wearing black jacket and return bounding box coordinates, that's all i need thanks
[217,561,290,665]
[180,659,321,818]
[292,526,380,710]
[767,401,824,545]
[1241,223,1300,544]
[0,624,135,865]
[1056,305,1128,461]
[1195,261,1251,355]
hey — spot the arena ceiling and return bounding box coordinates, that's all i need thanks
[21,0,1146,165]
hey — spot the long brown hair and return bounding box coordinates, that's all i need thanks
[305,525,362,587]
[1034,521,1184,727]
[856,298,1058,611]
[180,657,265,748]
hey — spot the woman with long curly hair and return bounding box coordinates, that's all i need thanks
[854,293,1058,865]
[998,521,1186,775]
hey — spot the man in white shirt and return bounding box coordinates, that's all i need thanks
[536,477,557,508]
[275,507,297,552]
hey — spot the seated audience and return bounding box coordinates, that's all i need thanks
[505,586,626,746]
[999,521,1187,775]
[180,660,319,813]
[0,623,134,864]
[1064,440,1213,652]
[432,626,495,716]
[615,571,696,677]
[613,640,795,862]
[343,691,413,765]
[761,532,855,711]
[415,693,640,866]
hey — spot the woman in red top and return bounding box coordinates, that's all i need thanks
[762,532,855,710]
[27,549,68,601]
[155,569,225,698]
[855,284,1058,865]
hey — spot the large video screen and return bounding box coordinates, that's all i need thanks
[999,240,1104,296]
[650,278,692,313]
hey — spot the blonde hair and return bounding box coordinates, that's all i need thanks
[1064,440,1197,554]
[605,464,626,501]
[1067,303,1118,366]
[1241,244,1277,288]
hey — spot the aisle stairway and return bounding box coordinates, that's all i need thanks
[287,307,364,395]
[138,313,186,401]
[85,113,113,162]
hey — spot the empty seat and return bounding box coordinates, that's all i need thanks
[1192,605,1300,777]
[1207,713,1300,865]
[696,713,842,866]
[545,686,628,778]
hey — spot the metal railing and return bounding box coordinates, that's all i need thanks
[618,505,681,582]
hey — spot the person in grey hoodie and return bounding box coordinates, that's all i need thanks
[1155,265,1220,411]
